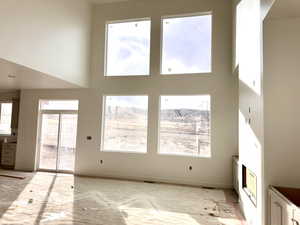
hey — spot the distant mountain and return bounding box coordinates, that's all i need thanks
[107,106,209,122]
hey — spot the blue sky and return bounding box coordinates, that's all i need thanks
[106,20,151,76]
[106,14,212,76]
[162,15,212,74]
[106,96,148,109]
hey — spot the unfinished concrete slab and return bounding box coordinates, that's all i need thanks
[0,170,245,225]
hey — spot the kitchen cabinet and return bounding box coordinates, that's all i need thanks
[1,142,16,169]
[269,186,300,225]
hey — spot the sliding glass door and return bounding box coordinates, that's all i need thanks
[38,112,78,173]
[58,114,78,171]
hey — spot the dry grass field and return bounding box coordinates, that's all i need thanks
[103,107,210,156]
[39,107,211,171]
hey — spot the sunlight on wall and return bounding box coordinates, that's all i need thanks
[238,110,261,166]
[236,0,264,223]
[236,0,261,96]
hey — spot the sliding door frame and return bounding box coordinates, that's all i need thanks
[37,109,78,174]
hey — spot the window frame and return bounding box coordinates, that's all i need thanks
[0,101,13,135]
[104,18,152,77]
[39,99,79,111]
[160,12,213,75]
[157,94,211,158]
[101,95,149,154]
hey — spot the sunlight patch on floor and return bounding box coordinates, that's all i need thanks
[0,171,244,225]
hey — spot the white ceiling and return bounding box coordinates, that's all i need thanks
[0,58,80,90]
[267,0,300,19]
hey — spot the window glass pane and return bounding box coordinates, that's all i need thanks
[0,103,12,134]
[161,14,212,74]
[40,100,79,110]
[106,19,151,76]
[159,96,211,157]
[103,96,148,152]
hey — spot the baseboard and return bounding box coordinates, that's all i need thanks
[74,171,233,189]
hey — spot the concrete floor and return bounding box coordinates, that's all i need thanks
[0,170,245,225]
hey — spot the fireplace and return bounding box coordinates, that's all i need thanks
[242,165,257,206]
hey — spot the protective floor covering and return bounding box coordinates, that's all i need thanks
[0,170,245,225]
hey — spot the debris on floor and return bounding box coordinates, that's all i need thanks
[0,170,245,225]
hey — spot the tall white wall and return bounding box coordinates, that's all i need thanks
[0,0,91,87]
[264,17,300,190]
[234,0,266,224]
[16,0,238,188]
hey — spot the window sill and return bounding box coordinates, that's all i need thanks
[101,150,147,154]
[105,74,150,78]
[158,152,211,158]
[103,73,212,78]
[0,130,12,137]
[161,72,212,76]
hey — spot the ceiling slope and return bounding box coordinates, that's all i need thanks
[0,58,80,90]
[266,0,300,19]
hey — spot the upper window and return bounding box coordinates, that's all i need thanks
[161,14,212,75]
[105,19,151,76]
[159,95,211,157]
[40,100,79,111]
[102,96,148,153]
[0,103,13,134]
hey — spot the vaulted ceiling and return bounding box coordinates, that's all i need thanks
[0,58,80,90]
[267,0,300,19]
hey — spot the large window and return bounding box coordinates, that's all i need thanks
[159,95,211,157]
[105,19,151,76]
[0,103,13,134]
[102,96,148,153]
[161,14,212,74]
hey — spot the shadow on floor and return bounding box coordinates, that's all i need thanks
[0,169,34,220]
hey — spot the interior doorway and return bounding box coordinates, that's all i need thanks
[37,100,78,173]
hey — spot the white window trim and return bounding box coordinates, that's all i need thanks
[104,18,152,77]
[160,12,213,75]
[157,94,211,158]
[101,95,149,154]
